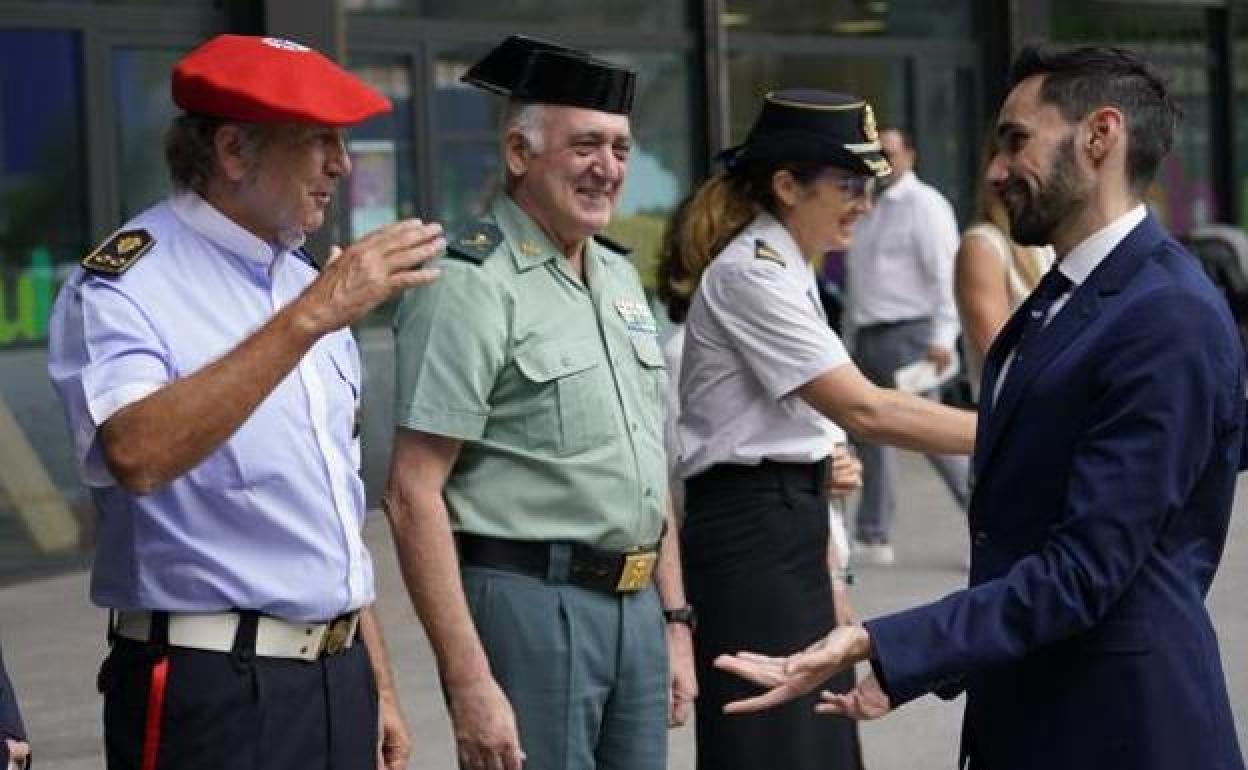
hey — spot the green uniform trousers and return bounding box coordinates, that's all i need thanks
[461,559,668,770]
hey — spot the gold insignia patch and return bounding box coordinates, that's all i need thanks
[445,222,502,266]
[520,240,542,257]
[754,239,785,267]
[862,103,878,144]
[81,228,154,276]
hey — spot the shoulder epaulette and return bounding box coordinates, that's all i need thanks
[593,233,632,256]
[445,223,502,265]
[754,238,785,267]
[82,228,154,276]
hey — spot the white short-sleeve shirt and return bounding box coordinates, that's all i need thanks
[676,212,850,479]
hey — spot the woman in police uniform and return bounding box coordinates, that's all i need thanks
[668,90,975,770]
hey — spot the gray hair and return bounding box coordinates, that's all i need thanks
[165,113,268,194]
[502,100,547,189]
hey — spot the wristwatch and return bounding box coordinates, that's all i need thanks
[662,605,697,631]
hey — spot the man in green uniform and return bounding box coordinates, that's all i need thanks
[382,36,697,770]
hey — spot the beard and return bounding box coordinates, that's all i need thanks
[1001,136,1086,247]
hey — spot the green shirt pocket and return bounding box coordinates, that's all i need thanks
[629,333,668,432]
[514,338,615,456]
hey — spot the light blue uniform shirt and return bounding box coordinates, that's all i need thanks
[48,192,373,622]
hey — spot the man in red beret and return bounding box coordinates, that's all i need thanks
[47,34,443,770]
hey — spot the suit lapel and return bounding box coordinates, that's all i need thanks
[973,214,1167,476]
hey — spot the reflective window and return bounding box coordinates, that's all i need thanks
[344,0,692,28]
[0,29,86,350]
[114,47,185,220]
[348,56,418,240]
[0,28,90,582]
[1052,1,1212,233]
[723,0,975,38]
[726,52,976,219]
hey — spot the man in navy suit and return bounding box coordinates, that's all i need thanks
[1,646,29,769]
[715,44,1246,770]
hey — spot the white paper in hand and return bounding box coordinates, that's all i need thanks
[894,352,960,394]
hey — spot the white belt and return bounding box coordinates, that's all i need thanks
[113,610,359,662]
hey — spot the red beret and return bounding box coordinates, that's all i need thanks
[172,34,392,126]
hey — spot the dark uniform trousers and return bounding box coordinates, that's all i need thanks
[99,615,377,770]
[682,461,863,770]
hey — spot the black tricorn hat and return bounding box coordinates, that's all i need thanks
[718,89,891,178]
[461,35,636,116]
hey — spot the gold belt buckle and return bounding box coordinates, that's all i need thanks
[616,551,657,592]
[319,615,354,656]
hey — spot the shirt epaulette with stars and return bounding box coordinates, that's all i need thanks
[81,229,155,276]
[754,238,785,267]
[444,222,502,265]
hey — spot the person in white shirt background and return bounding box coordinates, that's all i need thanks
[844,128,968,566]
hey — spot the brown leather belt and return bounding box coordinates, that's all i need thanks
[455,533,659,594]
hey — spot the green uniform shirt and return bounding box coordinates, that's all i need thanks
[394,195,667,550]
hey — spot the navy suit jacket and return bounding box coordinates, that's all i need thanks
[865,214,1245,770]
[0,645,26,766]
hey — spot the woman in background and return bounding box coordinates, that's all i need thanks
[955,131,1054,400]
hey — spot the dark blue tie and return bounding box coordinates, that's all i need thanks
[999,267,1072,393]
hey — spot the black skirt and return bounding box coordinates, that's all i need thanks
[681,460,863,770]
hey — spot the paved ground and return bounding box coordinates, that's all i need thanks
[2,452,1245,769]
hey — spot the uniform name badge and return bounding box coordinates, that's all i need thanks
[614,298,657,335]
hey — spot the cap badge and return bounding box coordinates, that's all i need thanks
[262,37,310,52]
[862,103,878,144]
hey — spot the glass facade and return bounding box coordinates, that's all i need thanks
[1052,1,1214,233]
[114,48,187,220]
[723,0,974,38]
[724,0,981,221]
[344,0,693,27]
[0,28,89,582]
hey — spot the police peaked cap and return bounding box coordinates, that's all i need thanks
[462,35,636,116]
[718,89,891,178]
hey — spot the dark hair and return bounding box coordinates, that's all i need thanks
[1009,44,1181,194]
[657,159,827,319]
[165,112,267,193]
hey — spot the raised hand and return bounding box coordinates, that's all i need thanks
[817,672,892,720]
[295,219,445,336]
[714,625,872,714]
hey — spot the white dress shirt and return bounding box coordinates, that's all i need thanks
[992,204,1148,405]
[846,170,962,350]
